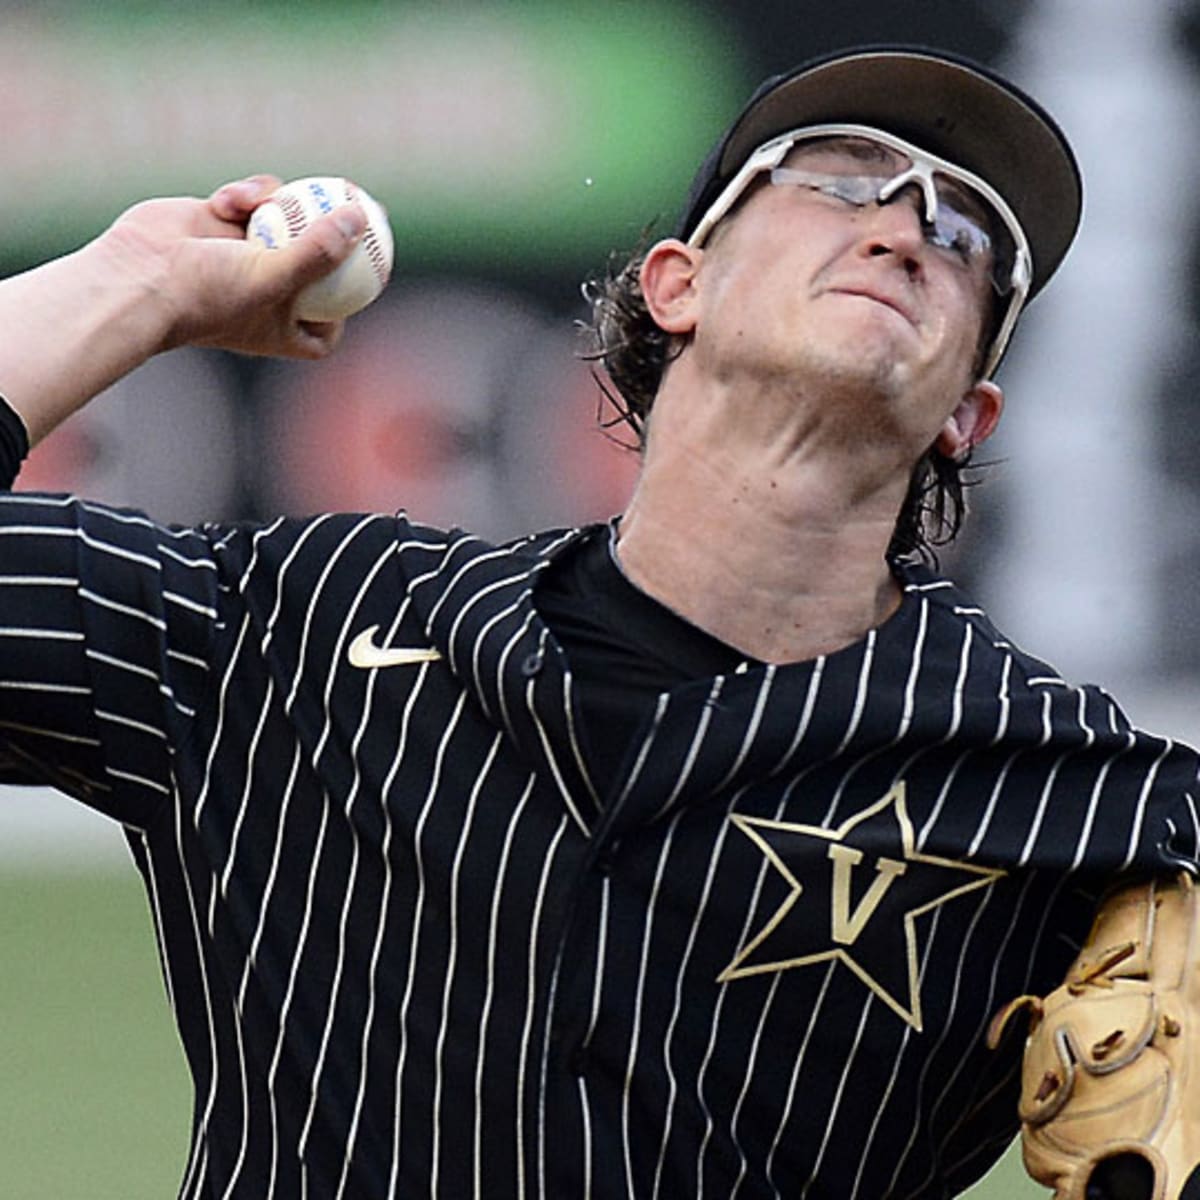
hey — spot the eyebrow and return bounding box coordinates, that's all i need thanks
[790,136,901,167]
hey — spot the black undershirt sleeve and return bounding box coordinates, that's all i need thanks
[0,396,30,490]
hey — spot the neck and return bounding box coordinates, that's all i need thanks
[614,383,911,665]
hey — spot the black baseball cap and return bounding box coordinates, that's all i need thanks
[676,46,1082,301]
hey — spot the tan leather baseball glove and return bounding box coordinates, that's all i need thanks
[987,873,1200,1200]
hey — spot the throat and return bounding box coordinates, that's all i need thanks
[612,514,903,665]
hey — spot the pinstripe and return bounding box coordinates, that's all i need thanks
[800,987,878,1198]
[710,668,850,1189]
[715,666,776,791]
[474,774,537,1200]
[468,592,526,721]
[133,825,177,1015]
[259,514,338,656]
[933,872,1044,1154]
[649,676,722,822]
[914,624,975,845]
[831,628,878,763]
[764,962,837,1194]
[158,542,219,571]
[1017,687,1096,867]
[281,515,378,713]
[520,813,570,1200]
[0,717,98,744]
[192,610,253,828]
[79,587,166,627]
[0,522,78,538]
[259,743,307,1197]
[620,820,679,1197]
[1122,736,1175,870]
[767,655,825,776]
[424,537,505,627]
[966,739,1033,857]
[891,873,1073,1198]
[174,791,224,1200]
[268,782,332,1144]
[882,893,992,1194]
[375,690,471,1181]
[649,801,729,1200]
[561,668,601,814]
[495,604,537,743]
[163,590,218,619]
[1068,735,1133,871]
[849,994,919,1199]
[428,733,505,1194]
[383,633,446,1191]
[0,679,89,693]
[217,1002,252,1200]
[824,598,930,820]
[217,669,275,905]
[384,656,448,1176]
[96,707,168,738]
[576,875,610,1182]
[108,766,171,794]
[525,629,591,836]
[726,969,784,1199]
[166,647,209,671]
[0,626,83,640]
[316,549,413,1196]
[77,527,163,571]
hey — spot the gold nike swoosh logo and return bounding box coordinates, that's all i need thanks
[347,625,442,669]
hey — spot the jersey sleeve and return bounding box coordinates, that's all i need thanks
[0,491,227,828]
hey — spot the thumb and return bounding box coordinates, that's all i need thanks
[266,202,368,296]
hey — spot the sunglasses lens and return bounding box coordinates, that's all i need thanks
[930,181,1017,295]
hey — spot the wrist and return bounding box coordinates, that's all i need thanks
[0,236,175,445]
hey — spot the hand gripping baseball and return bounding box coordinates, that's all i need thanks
[988,874,1200,1200]
[102,174,369,360]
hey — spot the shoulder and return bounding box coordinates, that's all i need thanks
[894,557,1072,689]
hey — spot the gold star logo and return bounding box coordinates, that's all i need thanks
[719,783,1004,1031]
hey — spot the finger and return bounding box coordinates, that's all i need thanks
[290,317,345,359]
[208,174,283,224]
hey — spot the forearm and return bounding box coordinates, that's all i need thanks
[0,240,171,446]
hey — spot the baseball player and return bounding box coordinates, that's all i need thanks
[0,46,1196,1199]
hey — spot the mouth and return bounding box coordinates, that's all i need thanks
[828,287,918,329]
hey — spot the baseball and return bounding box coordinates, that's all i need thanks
[246,177,394,321]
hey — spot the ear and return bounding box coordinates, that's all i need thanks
[638,238,703,335]
[935,379,1004,460]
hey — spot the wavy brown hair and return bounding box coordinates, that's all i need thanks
[580,244,980,562]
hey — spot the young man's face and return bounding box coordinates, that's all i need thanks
[681,136,999,459]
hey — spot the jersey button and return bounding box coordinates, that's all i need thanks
[595,839,621,875]
[520,651,544,678]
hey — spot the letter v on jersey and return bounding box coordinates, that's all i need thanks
[348,625,443,668]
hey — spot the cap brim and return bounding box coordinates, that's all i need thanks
[681,48,1082,298]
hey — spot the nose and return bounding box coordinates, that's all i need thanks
[860,187,927,276]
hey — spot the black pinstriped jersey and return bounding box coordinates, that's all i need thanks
[1,491,1197,1199]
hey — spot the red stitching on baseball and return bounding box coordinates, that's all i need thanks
[278,194,307,239]
[362,227,390,286]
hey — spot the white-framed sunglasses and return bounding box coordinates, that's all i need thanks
[685,124,1033,378]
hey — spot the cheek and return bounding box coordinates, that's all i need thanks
[934,274,990,376]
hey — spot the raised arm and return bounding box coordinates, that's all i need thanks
[0,175,367,445]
